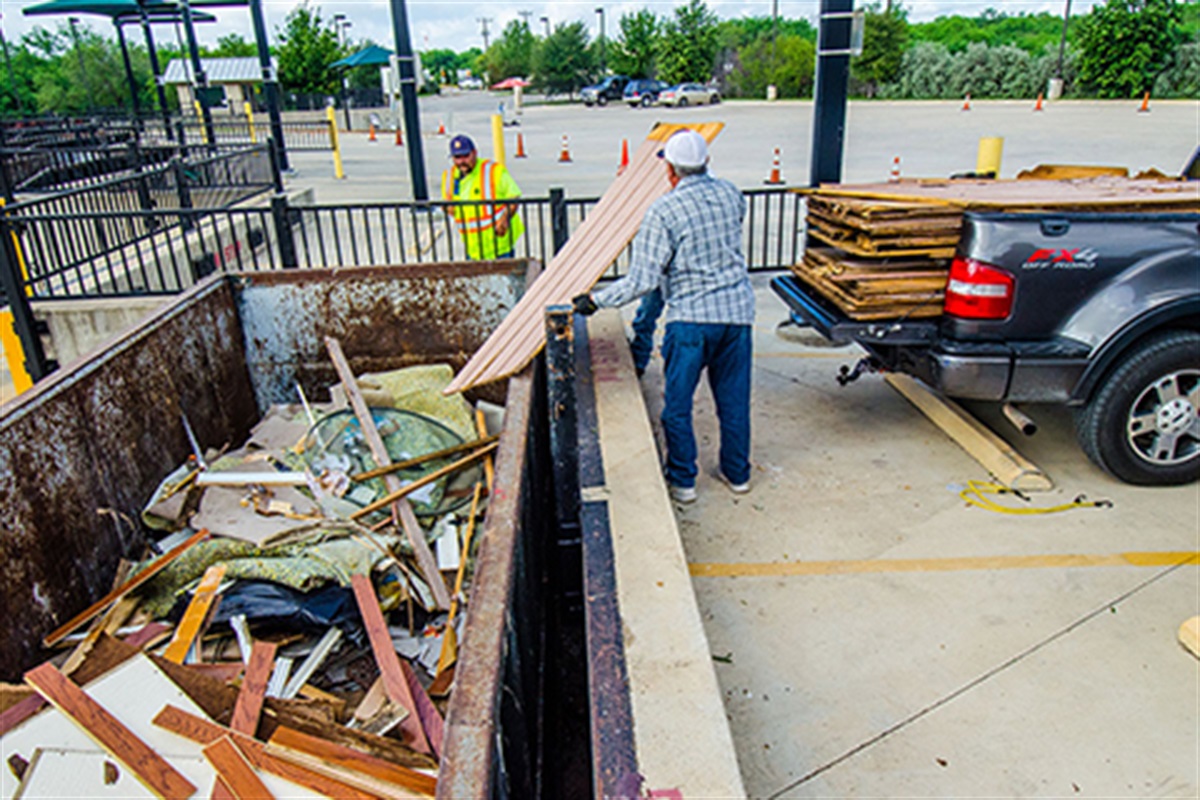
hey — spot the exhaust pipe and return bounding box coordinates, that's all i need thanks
[1002,403,1038,436]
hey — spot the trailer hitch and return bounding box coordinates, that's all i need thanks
[837,356,882,386]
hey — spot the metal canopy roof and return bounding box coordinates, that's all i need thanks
[22,0,214,21]
[329,44,395,70]
[163,56,273,84]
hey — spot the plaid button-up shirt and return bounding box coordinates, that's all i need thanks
[593,172,755,326]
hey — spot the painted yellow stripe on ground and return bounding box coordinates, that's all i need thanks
[689,551,1198,578]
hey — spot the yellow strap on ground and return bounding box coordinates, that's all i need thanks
[958,480,1111,515]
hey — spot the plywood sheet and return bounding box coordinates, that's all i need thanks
[444,122,724,395]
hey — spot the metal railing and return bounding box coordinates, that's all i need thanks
[2,187,802,304]
[140,118,334,152]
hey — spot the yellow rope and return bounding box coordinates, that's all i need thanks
[958,480,1112,515]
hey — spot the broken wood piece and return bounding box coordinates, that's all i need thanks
[426,664,454,699]
[23,663,197,799]
[162,564,229,664]
[266,725,437,798]
[350,573,431,756]
[229,641,277,736]
[124,622,173,651]
[61,593,140,675]
[1180,616,1200,658]
[398,660,443,760]
[885,374,1053,492]
[42,529,211,648]
[203,736,276,800]
[152,705,378,800]
[326,336,451,611]
[475,409,495,496]
[435,481,483,682]
[349,441,499,520]
[265,656,293,699]
[349,677,407,737]
[281,628,342,700]
[196,471,309,487]
[350,434,500,482]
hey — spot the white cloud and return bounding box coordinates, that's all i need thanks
[1,0,1100,56]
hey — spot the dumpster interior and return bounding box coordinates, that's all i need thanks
[0,263,592,797]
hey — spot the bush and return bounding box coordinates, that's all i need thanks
[1153,41,1200,98]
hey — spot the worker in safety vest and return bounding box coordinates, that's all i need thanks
[441,134,524,260]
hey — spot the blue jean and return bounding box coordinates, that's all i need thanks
[630,288,664,373]
[661,321,752,488]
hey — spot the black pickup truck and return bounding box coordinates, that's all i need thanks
[772,210,1200,485]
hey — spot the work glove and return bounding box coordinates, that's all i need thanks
[572,293,598,316]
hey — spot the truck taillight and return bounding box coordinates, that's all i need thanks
[944,257,1014,320]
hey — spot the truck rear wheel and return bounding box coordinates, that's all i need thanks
[597,95,607,106]
[1075,330,1200,485]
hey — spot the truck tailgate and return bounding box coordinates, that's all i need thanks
[771,274,940,346]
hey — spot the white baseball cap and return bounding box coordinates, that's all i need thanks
[659,130,709,168]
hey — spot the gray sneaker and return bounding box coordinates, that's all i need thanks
[668,483,697,504]
[717,472,750,495]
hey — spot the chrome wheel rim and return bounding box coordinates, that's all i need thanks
[1126,369,1200,466]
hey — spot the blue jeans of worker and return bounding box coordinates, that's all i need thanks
[661,321,752,489]
[629,288,665,373]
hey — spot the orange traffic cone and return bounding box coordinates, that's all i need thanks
[962,93,971,111]
[368,121,377,142]
[514,132,528,158]
[395,126,404,147]
[558,134,572,163]
[1138,91,1150,112]
[617,138,629,175]
[1033,92,1044,111]
[889,155,901,182]
[763,147,784,185]
[437,120,446,136]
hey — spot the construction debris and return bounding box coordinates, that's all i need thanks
[6,359,500,798]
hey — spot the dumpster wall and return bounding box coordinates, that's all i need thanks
[0,261,530,681]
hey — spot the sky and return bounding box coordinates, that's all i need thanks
[1,0,1103,55]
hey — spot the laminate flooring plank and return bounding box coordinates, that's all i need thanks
[229,641,276,736]
[162,564,228,664]
[203,737,274,800]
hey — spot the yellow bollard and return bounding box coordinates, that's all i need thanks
[193,100,209,144]
[0,199,31,297]
[976,136,1004,177]
[244,102,257,143]
[326,105,345,180]
[0,309,34,396]
[491,114,506,168]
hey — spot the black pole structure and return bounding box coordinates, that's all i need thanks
[67,17,95,114]
[389,0,428,202]
[1056,0,1073,81]
[138,3,175,140]
[179,0,215,147]
[113,21,142,120]
[809,0,853,187]
[249,0,288,171]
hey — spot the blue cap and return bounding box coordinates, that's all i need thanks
[449,134,475,156]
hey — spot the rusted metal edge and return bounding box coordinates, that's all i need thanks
[436,364,534,798]
[229,259,531,286]
[575,313,638,796]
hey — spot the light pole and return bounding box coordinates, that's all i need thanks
[595,7,605,74]
[1050,0,1073,100]
[67,17,95,113]
[540,15,550,39]
[477,17,492,51]
[334,13,352,130]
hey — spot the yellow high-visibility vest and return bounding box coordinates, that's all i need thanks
[441,159,524,260]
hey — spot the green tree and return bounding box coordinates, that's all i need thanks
[276,4,343,95]
[483,19,537,83]
[911,10,1064,54]
[609,10,661,78]
[424,48,460,86]
[534,21,595,97]
[658,0,720,84]
[1076,0,1183,97]
[852,3,909,97]
[33,23,143,113]
[214,34,257,58]
[726,33,815,98]
[1153,41,1200,98]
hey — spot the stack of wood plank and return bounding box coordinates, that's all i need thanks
[794,176,1200,321]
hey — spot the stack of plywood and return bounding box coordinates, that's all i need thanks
[794,176,1200,321]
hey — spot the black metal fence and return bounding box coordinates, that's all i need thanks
[139,118,334,152]
[1,188,802,304]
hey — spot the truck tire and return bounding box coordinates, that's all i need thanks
[597,95,608,107]
[1074,330,1200,485]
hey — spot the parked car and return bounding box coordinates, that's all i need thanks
[624,79,671,108]
[659,83,721,107]
[581,75,630,107]
[458,76,484,90]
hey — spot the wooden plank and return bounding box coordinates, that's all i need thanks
[444,122,725,395]
[162,564,228,664]
[266,725,437,798]
[326,336,451,611]
[229,641,276,736]
[23,663,197,799]
[349,441,498,520]
[351,434,500,482]
[152,705,381,800]
[885,374,1053,492]
[203,737,275,800]
[1179,616,1200,658]
[399,660,443,760]
[350,573,431,756]
[42,529,210,647]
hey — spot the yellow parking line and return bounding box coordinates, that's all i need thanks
[690,551,1199,578]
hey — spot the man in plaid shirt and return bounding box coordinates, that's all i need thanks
[574,129,755,503]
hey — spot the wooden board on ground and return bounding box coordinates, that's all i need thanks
[1179,616,1200,658]
[885,373,1053,492]
[444,122,724,395]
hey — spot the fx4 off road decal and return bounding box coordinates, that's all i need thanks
[1022,248,1099,270]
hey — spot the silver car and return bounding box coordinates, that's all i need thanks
[658,82,720,107]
